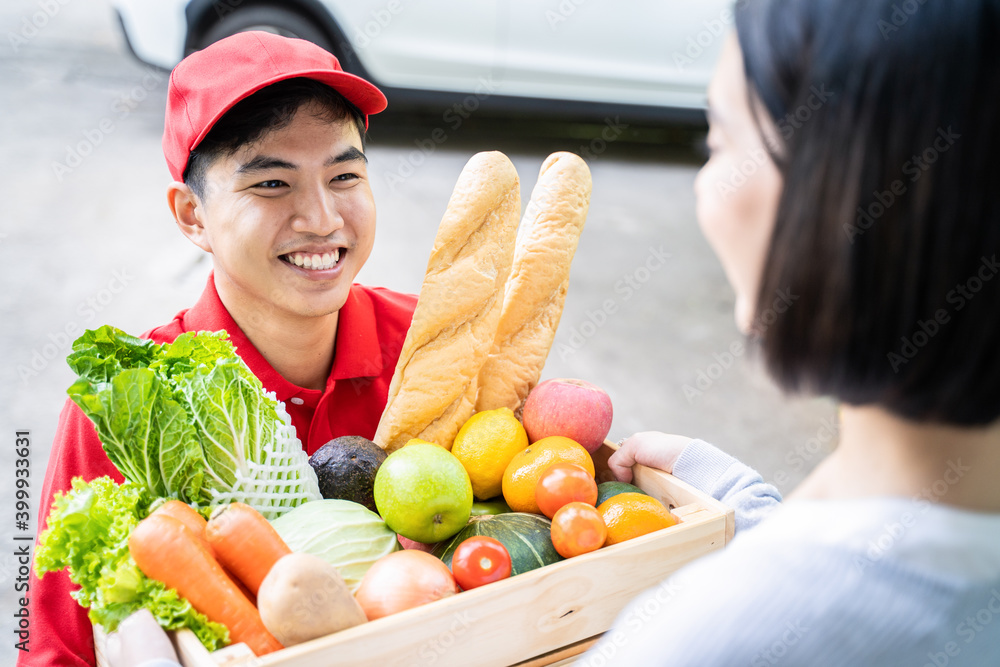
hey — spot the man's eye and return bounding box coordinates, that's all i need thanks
[333,173,359,182]
[255,180,286,189]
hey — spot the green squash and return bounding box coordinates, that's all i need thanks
[596,481,648,507]
[432,513,562,576]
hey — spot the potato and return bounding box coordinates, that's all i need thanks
[257,552,367,646]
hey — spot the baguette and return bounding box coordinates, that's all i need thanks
[374,152,521,452]
[475,152,592,414]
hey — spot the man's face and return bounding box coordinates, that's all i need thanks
[195,104,375,325]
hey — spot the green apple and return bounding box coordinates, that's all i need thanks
[374,443,473,543]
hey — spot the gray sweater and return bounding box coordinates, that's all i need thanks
[585,440,1000,666]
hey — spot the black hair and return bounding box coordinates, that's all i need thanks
[735,0,1000,425]
[183,77,367,200]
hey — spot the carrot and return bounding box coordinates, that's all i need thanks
[129,513,283,656]
[151,500,212,554]
[149,501,262,602]
[148,500,260,604]
[206,502,292,596]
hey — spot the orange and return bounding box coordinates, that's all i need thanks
[452,408,530,500]
[502,436,595,514]
[598,493,677,545]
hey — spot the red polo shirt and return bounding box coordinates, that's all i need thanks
[21,277,416,667]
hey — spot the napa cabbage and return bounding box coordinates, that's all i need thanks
[66,325,320,519]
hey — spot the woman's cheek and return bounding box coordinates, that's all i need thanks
[694,160,719,232]
[694,158,739,267]
[694,155,769,334]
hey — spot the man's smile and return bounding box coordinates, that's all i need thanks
[281,248,343,270]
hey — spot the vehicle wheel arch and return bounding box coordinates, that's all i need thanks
[183,0,375,79]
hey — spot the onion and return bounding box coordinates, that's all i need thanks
[355,550,460,620]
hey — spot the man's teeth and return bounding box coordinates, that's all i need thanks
[285,249,340,270]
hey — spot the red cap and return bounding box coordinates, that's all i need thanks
[162,31,387,181]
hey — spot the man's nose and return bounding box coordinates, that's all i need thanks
[290,184,344,236]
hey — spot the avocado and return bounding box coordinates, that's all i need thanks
[308,436,388,514]
[596,481,648,507]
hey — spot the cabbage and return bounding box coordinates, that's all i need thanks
[66,326,320,519]
[270,500,399,592]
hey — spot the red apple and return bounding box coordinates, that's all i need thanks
[397,535,437,553]
[522,378,613,453]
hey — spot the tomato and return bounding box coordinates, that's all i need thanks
[451,536,512,590]
[535,462,598,518]
[551,502,607,558]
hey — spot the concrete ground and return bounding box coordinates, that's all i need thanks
[0,0,837,661]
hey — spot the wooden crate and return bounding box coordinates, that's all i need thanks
[96,441,733,667]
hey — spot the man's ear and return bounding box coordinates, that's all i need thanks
[167,182,213,253]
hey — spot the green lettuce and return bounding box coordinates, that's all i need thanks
[34,477,229,650]
[66,325,320,519]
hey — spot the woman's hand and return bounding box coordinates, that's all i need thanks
[607,432,694,483]
[105,608,180,667]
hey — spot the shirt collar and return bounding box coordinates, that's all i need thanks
[182,275,384,400]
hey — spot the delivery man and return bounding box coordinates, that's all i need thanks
[22,31,417,666]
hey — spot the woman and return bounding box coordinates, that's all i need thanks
[588,0,1000,664]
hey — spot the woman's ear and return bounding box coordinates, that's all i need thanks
[167,182,213,253]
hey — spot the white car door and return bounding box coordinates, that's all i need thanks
[325,1,503,94]
[497,0,736,109]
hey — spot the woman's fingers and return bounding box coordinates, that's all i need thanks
[607,432,694,482]
[607,440,638,483]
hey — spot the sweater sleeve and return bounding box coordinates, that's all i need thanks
[671,439,782,533]
[19,400,123,667]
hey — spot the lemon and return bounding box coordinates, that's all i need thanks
[404,438,442,448]
[451,408,529,500]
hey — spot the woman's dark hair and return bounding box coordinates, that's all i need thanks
[735,0,1000,425]
[183,77,366,199]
